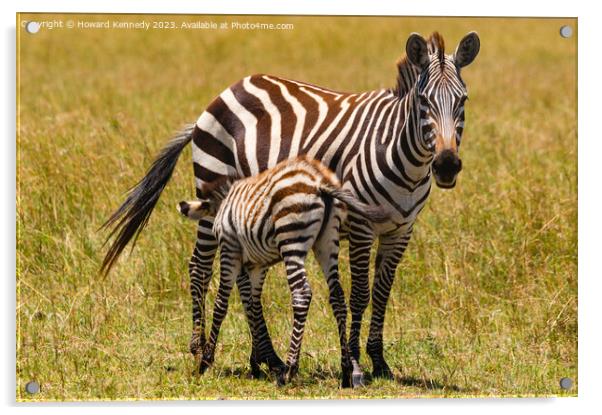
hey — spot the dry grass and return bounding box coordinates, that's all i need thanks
[17,14,577,400]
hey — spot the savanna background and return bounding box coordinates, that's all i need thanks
[16,14,577,400]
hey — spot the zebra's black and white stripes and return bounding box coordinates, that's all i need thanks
[101,31,480,384]
[178,156,390,386]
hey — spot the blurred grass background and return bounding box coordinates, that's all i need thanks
[16,14,577,400]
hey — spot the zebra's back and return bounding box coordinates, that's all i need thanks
[213,156,344,267]
[191,73,397,198]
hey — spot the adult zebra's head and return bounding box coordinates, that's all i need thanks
[405,31,480,189]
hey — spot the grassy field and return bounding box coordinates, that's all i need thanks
[16,14,577,400]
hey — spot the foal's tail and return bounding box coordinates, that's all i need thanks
[100,124,195,276]
[320,186,392,224]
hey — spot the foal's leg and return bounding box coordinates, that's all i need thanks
[237,269,284,378]
[313,211,353,388]
[199,245,242,374]
[247,266,287,379]
[281,253,312,385]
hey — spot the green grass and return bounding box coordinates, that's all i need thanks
[16,14,577,400]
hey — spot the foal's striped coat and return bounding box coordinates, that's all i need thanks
[178,156,390,386]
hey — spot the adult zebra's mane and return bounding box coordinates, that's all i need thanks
[428,31,446,68]
[393,31,445,97]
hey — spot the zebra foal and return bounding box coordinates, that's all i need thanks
[178,156,390,386]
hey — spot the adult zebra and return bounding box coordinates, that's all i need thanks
[101,31,480,383]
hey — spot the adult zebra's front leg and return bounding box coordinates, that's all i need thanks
[188,218,218,357]
[366,229,412,379]
[347,218,376,385]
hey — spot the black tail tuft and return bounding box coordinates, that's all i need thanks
[177,201,191,217]
[99,124,195,276]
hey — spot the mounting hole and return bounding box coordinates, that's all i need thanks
[25,381,40,394]
[559,377,573,390]
[559,25,573,38]
[25,21,41,34]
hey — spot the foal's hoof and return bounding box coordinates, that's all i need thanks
[272,364,290,387]
[199,347,214,375]
[372,363,393,380]
[275,367,287,387]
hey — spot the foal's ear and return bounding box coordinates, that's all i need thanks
[406,33,429,70]
[454,31,480,68]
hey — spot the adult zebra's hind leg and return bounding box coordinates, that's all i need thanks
[200,243,242,374]
[188,218,217,358]
[366,230,411,379]
[313,211,353,388]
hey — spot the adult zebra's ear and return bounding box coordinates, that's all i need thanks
[405,33,429,70]
[454,31,480,68]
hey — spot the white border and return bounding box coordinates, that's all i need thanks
[7,0,582,17]
[3,1,600,414]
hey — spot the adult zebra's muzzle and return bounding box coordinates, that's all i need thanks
[432,149,462,189]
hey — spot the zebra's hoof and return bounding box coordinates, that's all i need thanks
[199,348,214,375]
[341,373,352,389]
[199,360,211,375]
[273,365,288,387]
[372,363,393,380]
[341,362,353,388]
[249,363,266,379]
[275,371,287,387]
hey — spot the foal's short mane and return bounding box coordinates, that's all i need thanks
[393,31,446,98]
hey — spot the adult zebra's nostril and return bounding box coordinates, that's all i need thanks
[432,159,442,174]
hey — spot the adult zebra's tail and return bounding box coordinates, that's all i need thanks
[100,124,195,275]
